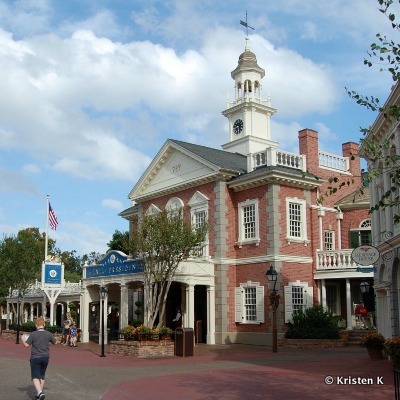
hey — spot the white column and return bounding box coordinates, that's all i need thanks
[318,208,325,250]
[120,284,129,329]
[321,279,326,309]
[6,302,10,329]
[98,289,109,345]
[336,211,343,250]
[207,286,216,344]
[80,288,90,343]
[186,284,195,329]
[346,278,353,330]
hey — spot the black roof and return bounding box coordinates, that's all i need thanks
[170,139,247,173]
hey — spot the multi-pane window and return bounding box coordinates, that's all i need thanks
[194,210,206,231]
[324,230,334,250]
[188,191,209,258]
[237,199,260,245]
[286,198,307,243]
[289,202,301,237]
[292,286,304,316]
[244,287,257,321]
[243,204,256,239]
[349,219,372,248]
[235,282,264,323]
[284,282,313,323]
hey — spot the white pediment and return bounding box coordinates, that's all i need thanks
[129,141,219,201]
[188,191,209,206]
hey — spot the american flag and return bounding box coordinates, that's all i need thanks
[49,203,58,230]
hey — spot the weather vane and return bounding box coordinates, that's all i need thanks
[240,10,255,36]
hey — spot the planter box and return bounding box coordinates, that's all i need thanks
[109,339,174,358]
[1,329,62,342]
[278,338,346,349]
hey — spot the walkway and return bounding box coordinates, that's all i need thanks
[0,337,394,399]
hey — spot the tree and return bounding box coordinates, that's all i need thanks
[0,228,45,299]
[130,208,208,329]
[319,0,400,222]
[107,230,130,254]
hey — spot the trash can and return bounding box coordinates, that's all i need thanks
[174,327,194,357]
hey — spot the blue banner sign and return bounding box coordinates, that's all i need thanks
[44,263,62,285]
[356,267,377,273]
[85,251,143,279]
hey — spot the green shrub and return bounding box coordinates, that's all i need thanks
[9,321,62,333]
[285,305,341,339]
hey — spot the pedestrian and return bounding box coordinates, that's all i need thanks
[69,322,78,347]
[108,308,119,340]
[62,312,73,346]
[172,307,182,328]
[21,316,57,400]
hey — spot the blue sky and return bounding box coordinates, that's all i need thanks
[0,0,397,256]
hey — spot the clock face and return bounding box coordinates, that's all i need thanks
[233,119,243,135]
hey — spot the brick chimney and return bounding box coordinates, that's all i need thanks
[299,129,319,174]
[342,142,361,183]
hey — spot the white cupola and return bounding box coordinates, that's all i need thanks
[222,37,278,155]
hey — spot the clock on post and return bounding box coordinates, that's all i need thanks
[233,119,243,135]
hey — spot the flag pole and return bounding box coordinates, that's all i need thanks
[45,195,49,261]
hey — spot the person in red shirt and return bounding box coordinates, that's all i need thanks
[355,303,376,329]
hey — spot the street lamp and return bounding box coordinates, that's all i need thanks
[266,265,279,353]
[16,292,23,344]
[99,286,108,357]
[360,281,370,295]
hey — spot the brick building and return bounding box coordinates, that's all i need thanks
[115,38,374,346]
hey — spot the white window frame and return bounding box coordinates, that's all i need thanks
[324,230,335,251]
[166,197,184,215]
[286,197,309,244]
[188,191,209,258]
[284,281,313,323]
[146,204,161,216]
[237,199,260,247]
[235,281,264,324]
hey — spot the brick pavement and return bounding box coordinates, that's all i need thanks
[0,336,395,399]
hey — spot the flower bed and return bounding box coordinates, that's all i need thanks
[109,339,174,358]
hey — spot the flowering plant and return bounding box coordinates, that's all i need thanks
[269,291,280,310]
[361,332,386,348]
[384,337,400,358]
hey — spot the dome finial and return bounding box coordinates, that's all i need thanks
[245,36,250,51]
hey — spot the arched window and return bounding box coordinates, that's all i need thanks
[165,197,184,216]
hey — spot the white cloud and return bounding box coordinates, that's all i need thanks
[102,198,123,211]
[22,163,41,174]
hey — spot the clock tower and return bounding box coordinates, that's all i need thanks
[222,38,277,155]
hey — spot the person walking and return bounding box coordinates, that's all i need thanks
[62,312,73,346]
[21,317,57,400]
[69,322,78,347]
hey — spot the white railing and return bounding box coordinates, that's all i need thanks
[249,148,307,172]
[11,280,82,296]
[318,151,349,172]
[226,96,271,108]
[316,249,371,270]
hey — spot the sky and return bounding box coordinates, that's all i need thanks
[0,0,398,257]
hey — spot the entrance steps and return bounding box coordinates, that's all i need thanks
[346,329,374,346]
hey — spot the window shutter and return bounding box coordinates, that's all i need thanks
[304,286,314,308]
[256,286,265,323]
[349,231,359,248]
[235,287,243,322]
[284,285,293,323]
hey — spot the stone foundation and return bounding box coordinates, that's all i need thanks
[278,338,346,349]
[109,339,175,358]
